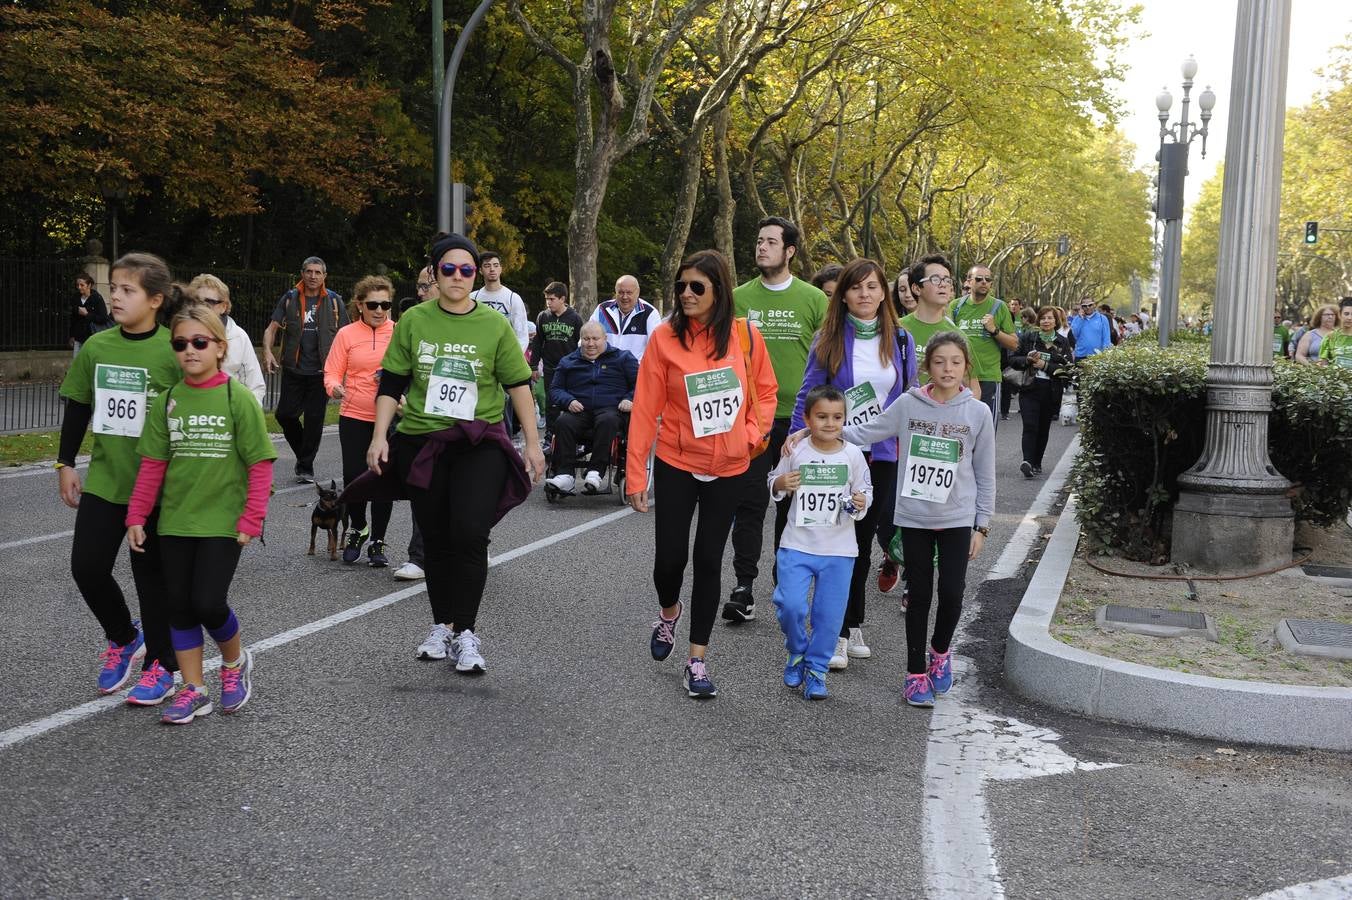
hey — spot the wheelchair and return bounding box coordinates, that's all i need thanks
[543,410,629,505]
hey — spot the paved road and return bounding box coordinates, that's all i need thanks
[1,409,1348,898]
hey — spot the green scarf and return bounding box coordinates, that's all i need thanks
[849,315,879,340]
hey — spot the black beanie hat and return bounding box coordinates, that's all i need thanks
[429,233,480,269]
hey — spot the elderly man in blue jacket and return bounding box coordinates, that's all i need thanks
[545,321,640,494]
[1069,298,1114,360]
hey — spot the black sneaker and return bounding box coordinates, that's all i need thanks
[1020,460,1034,478]
[341,530,365,564]
[721,585,755,623]
[295,465,315,484]
[367,540,388,568]
[1032,465,1043,476]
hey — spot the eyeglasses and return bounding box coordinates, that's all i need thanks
[200,297,226,307]
[416,282,435,293]
[364,301,393,311]
[970,276,993,284]
[674,280,709,297]
[917,275,955,287]
[171,336,220,352]
[438,262,478,279]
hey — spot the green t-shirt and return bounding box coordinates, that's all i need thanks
[734,276,827,418]
[947,295,1016,382]
[900,312,957,385]
[382,299,534,435]
[58,326,183,505]
[136,379,278,538]
[1272,325,1291,358]
[1319,330,1352,368]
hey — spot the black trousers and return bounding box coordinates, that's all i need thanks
[730,418,792,587]
[1000,381,1016,416]
[70,493,176,672]
[1018,378,1063,469]
[977,380,1000,430]
[552,406,623,474]
[542,366,560,436]
[842,459,896,636]
[276,368,328,470]
[899,526,971,673]
[652,457,741,647]
[160,536,242,632]
[395,432,507,631]
[338,416,392,538]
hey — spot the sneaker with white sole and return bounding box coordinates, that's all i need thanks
[828,637,849,671]
[582,470,604,494]
[846,627,872,659]
[453,629,486,674]
[546,473,576,494]
[394,561,426,581]
[125,661,178,706]
[160,684,213,724]
[220,649,254,714]
[417,623,455,660]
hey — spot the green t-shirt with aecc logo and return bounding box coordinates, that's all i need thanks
[381,299,534,435]
[734,276,827,418]
[1273,324,1291,358]
[900,313,957,385]
[136,379,278,538]
[947,295,1016,382]
[58,325,183,505]
[1319,330,1352,368]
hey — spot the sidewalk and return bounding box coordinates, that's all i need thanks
[1004,494,1352,753]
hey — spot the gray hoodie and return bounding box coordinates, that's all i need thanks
[843,384,996,531]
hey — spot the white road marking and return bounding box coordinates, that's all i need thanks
[0,530,74,551]
[0,505,633,752]
[989,433,1079,580]
[1250,874,1352,899]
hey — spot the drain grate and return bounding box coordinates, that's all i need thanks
[1096,605,1216,640]
[1276,619,1352,660]
[1301,564,1352,579]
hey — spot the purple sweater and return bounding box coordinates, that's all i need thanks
[791,322,918,463]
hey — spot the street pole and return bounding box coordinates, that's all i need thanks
[436,0,495,234]
[432,0,444,116]
[1172,0,1294,573]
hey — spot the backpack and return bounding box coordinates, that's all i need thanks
[735,317,770,459]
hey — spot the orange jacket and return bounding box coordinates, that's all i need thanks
[626,317,778,494]
[323,319,394,422]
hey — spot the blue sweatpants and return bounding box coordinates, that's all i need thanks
[773,547,855,675]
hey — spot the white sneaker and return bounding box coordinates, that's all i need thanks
[846,627,872,659]
[582,470,604,494]
[453,629,486,674]
[828,637,849,670]
[546,473,576,494]
[394,561,426,581]
[416,624,454,660]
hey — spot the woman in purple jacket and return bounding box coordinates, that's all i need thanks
[791,258,917,669]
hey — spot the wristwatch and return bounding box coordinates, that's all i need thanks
[974,525,990,536]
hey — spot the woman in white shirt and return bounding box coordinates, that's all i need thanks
[189,274,266,403]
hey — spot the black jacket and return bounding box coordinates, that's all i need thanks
[1010,330,1074,382]
[69,290,109,342]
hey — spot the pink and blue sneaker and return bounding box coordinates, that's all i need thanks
[125,661,178,706]
[904,672,935,708]
[160,684,213,725]
[221,650,254,714]
[96,625,145,694]
[928,647,954,695]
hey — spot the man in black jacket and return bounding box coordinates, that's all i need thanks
[530,281,583,438]
[69,273,109,356]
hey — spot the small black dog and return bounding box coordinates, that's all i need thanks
[309,480,348,561]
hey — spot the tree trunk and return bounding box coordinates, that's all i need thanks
[713,105,737,283]
[658,123,710,312]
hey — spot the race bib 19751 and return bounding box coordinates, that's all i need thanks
[794,462,849,527]
[844,382,883,426]
[684,366,743,437]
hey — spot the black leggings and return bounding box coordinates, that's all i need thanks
[842,459,896,636]
[652,457,741,647]
[730,418,792,586]
[1018,379,1063,469]
[160,536,242,634]
[338,416,392,538]
[394,432,508,631]
[70,493,176,672]
[899,526,971,673]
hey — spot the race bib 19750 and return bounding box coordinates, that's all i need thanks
[93,364,148,438]
[424,357,478,419]
[902,433,960,504]
[684,366,743,437]
[794,462,849,527]
[844,382,883,426]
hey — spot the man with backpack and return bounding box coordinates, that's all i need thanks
[949,264,1017,426]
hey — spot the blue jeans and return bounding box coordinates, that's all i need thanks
[772,547,854,675]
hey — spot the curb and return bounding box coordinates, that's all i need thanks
[1004,494,1352,753]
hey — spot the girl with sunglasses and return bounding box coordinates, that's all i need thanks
[325,275,397,567]
[188,273,266,402]
[365,234,544,673]
[57,253,184,703]
[626,249,778,699]
[127,301,277,724]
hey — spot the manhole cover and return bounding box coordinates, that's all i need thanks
[1301,564,1352,579]
[1095,605,1216,640]
[1276,619,1352,660]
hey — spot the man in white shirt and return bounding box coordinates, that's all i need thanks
[591,275,661,362]
[470,251,530,350]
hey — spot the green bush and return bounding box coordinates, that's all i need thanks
[1073,346,1352,559]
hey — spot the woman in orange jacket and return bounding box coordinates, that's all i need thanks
[324,275,396,566]
[626,249,778,699]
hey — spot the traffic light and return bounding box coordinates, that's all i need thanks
[1305,221,1319,244]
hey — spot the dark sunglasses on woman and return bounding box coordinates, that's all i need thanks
[171,336,220,352]
[674,280,708,297]
[364,301,393,311]
[438,262,478,278]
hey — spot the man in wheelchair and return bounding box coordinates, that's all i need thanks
[545,321,640,496]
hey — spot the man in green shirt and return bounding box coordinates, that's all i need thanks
[948,264,1017,426]
[726,216,827,622]
[1272,314,1292,359]
[1317,298,1352,368]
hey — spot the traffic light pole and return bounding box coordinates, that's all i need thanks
[436,0,495,235]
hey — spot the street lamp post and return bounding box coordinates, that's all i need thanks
[1171,0,1294,573]
[1154,57,1216,347]
[436,0,495,234]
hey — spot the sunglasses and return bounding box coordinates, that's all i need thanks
[171,336,220,352]
[971,276,993,283]
[416,282,435,292]
[674,280,709,297]
[364,301,393,311]
[200,297,226,307]
[439,262,478,279]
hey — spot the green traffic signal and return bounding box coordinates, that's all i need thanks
[1305,221,1318,244]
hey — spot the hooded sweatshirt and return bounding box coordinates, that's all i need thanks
[843,383,995,530]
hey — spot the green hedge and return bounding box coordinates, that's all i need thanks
[1071,345,1352,560]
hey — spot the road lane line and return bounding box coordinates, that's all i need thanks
[0,530,75,551]
[0,505,633,752]
[988,433,1079,580]
[1250,873,1352,899]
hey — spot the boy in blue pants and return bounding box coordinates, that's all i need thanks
[769,385,872,699]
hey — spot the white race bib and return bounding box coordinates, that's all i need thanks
[794,463,849,527]
[424,356,478,419]
[92,364,148,438]
[844,382,883,426]
[1273,336,1283,354]
[684,366,743,437]
[902,433,960,504]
